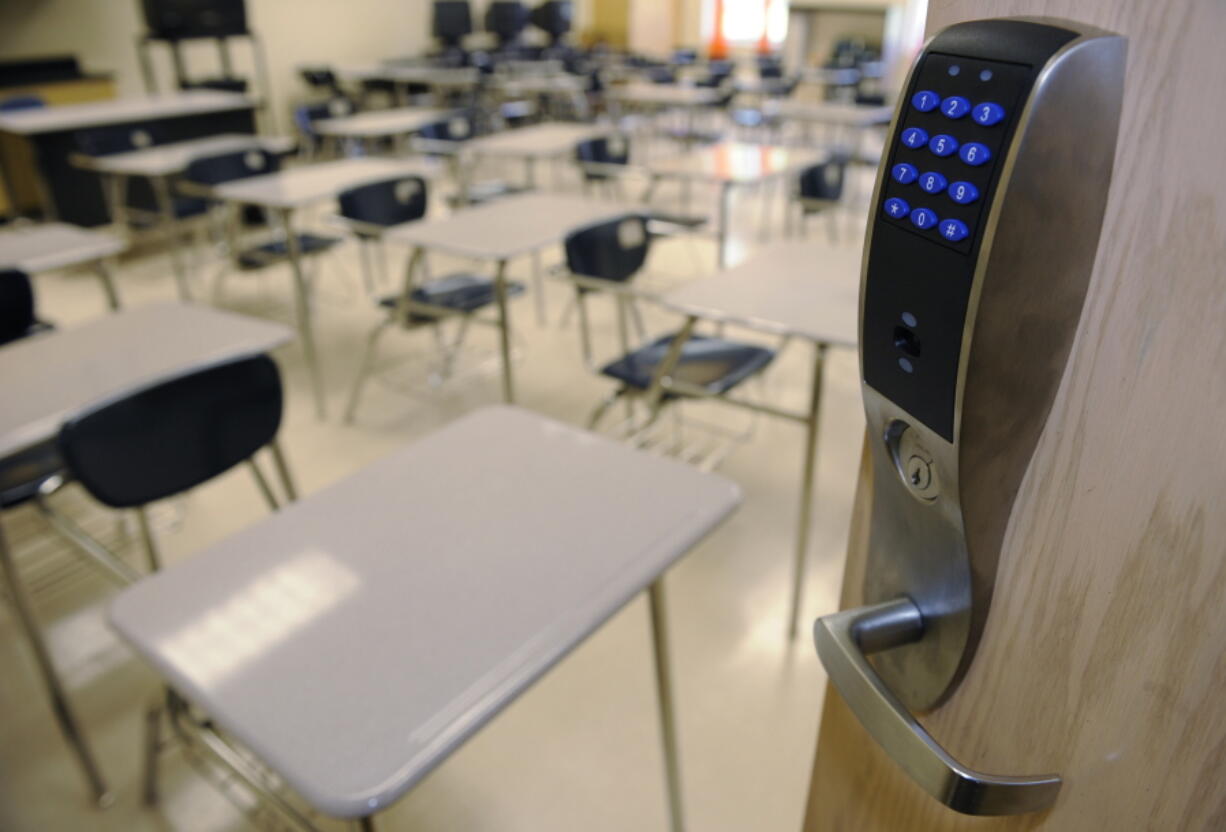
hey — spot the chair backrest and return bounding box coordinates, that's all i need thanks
[418,109,478,142]
[798,160,846,202]
[0,94,46,112]
[74,123,165,156]
[58,355,284,509]
[575,135,629,167]
[564,214,651,283]
[293,97,356,138]
[0,269,37,346]
[648,67,676,85]
[338,176,428,228]
[183,147,281,187]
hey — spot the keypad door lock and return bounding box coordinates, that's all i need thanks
[814,18,1126,815]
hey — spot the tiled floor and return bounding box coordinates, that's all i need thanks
[0,153,871,831]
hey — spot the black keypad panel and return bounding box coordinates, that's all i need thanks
[878,53,1031,255]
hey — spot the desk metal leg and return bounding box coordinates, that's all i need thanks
[0,522,112,807]
[152,175,193,302]
[269,438,299,503]
[94,259,121,311]
[358,817,377,831]
[531,250,546,326]
[493,258,515,403]
[717,183,732,270]
[648,579,685,832]
[787,343,828,640]
[277,208,328,419]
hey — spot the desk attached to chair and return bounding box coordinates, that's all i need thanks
[0,222,127,310]
[110,404,741,831]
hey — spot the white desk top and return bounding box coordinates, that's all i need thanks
[646,142,821,184]
[660,241,862,346]
[387,193,640,261]
[210,157,441,210]
[0,303,292,461]
[73,133,297,177]
[339,65,480,86]
[612,83,720,108]
[0,222,126,274]
[465,122,611,159]
[0,92,255,136]
[313,108,454,138]
[110,404,740,818]
[767,101,893,128]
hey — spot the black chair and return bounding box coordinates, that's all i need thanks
[0,93,46,111]
[792,158,847,241]
[0,268,53,346]
[574,135,630,195]
[293,97,357,157]
[417,109,480,143]
[337,175,429,292]
[562,215,775,427]
[181,149,341,273]
[342,179,525,423]
[417,111,528,207]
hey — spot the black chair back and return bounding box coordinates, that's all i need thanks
[798,160,846,201]
[0,269,36,346]
[58,355,284,509]
[183,148,281,187]
[338,176,428,228]
[418,110,478,142]
[565,215,651,283]
[575,135,629,180]
[74,123,165,156]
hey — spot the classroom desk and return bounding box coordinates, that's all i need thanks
[206,157,441,419]
[642,142,822,268]
[0,302,292,807]
[653,241,861,638]
[385,193,638,404]
[0,92,256,226]
[312,106,453,154]
[611,82,721,110]
[463,121,611,188]
[337,65,481,105]
[110,404,740,830]
[70,133,295,301]
[0,222,126,309]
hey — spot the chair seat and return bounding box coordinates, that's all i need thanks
[601,333,776,396]
[0,441,64,509]
[378,273,525,320]
[237,232,342,270]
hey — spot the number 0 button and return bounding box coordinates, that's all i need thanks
[939,219,969,241]
[972,102,1006,126]
[942,96,971,118]
[883,197,910,219]
[900,127,929,149]
[960,142,991,166]
[948,181,979,204]
[911,90,940,112]
[910,207,938,229]
[929,134,959,157]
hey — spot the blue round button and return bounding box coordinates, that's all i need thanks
[959,142,991,166]
[918,171,947,194]
[972,101,1006,126]
[910,207,938,230]
[947,180,979,204]
[941,95,971,119]
[928,134,959,157]
[911,90,941,113]
[900,127,929,150]
[883,197,910,219]
[939,218,970,242]
[891,163,918,184]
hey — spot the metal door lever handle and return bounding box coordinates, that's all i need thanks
[814,599,1062,815]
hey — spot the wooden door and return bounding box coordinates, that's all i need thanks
[804,1,1226,829]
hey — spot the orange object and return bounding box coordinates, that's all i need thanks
[757,0,773,54]
[708,0,728,60]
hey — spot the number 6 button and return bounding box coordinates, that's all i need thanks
[960,142,991,166]
[929,134,959,157]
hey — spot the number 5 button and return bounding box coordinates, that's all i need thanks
[960,142,991,166]
[928,134,959,157]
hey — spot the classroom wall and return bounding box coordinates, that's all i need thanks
[0,0,437,130]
